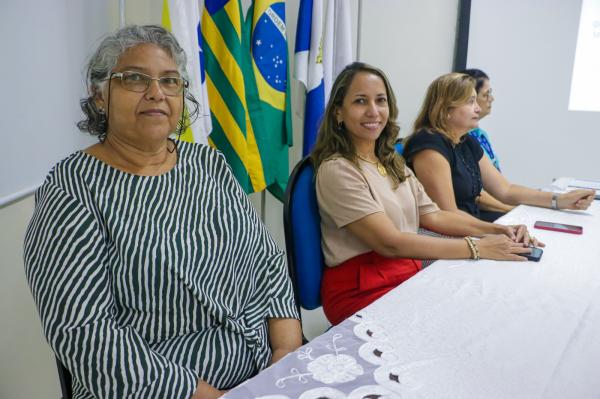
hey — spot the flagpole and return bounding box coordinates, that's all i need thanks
[119,0,126,28]
[356,0,363,60]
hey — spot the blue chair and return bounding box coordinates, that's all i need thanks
[395,140,404,155]
[283,148,404,336]
[283,156,325,323]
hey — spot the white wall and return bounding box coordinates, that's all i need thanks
[0,1,115,205]
[0,1,458,397]
[0,196,61,398]
[359,0,459,138]
[468,0,600,187]
[1,1,118,397]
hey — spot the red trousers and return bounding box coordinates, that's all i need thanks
[321,252,422,325]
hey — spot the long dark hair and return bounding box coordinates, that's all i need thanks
[460,68,489,94]
[310,62,406,187]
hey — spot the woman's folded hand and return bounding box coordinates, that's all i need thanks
[559,189,595,211]
[477,234,532,261]
[192,380,226,399]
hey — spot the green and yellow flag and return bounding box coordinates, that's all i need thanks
[201,0,292,200]
[245,0,293,200]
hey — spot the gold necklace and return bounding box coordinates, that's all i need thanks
[357,154,387,176]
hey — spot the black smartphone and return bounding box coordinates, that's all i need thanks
[525,247,543,262]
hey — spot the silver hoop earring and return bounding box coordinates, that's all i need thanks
[337,120,344,131]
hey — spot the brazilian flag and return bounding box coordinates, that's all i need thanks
[201,0,292,200]
[245,0,293,200]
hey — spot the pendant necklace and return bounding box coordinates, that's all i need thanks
[357,154,387,176]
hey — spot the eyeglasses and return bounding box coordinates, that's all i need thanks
[108,71,187,96]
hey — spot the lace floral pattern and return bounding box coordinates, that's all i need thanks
[224,310,418,398]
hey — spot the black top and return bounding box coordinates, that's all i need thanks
[404,129,484,218]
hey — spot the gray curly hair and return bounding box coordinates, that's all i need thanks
[77,24,199,138]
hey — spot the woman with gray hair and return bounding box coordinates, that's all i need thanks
[24,25,301,399]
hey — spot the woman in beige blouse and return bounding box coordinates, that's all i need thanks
[311,62,539,325]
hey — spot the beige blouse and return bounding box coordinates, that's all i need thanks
[316,156,439,266]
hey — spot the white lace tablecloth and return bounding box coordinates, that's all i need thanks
[225,200,600,399]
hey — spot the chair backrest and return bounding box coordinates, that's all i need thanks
[395,140,404,155]
[56,357,73,399]
[283,156,325,313]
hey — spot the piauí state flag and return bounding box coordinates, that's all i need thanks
[162,0,211,144]
[246,0,293,200]
[201,0,267,193]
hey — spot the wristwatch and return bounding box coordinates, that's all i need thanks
[551,192,559,210]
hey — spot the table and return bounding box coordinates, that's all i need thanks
[225,197,600,398]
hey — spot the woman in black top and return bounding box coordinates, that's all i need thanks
[404,73,594,222]
[405,126,488,219]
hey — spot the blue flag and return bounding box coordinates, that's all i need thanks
[294,0,325,156]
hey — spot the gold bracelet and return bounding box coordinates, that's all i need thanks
[464,237,475,259]
[470,237,480,260]
[472,239,480,260]
[466,237,479,260]
[464,236,480,260]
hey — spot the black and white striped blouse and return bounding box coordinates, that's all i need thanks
[24,141,299,398]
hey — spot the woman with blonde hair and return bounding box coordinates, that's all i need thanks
[403,73,593,222]
[312,63,540,326]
